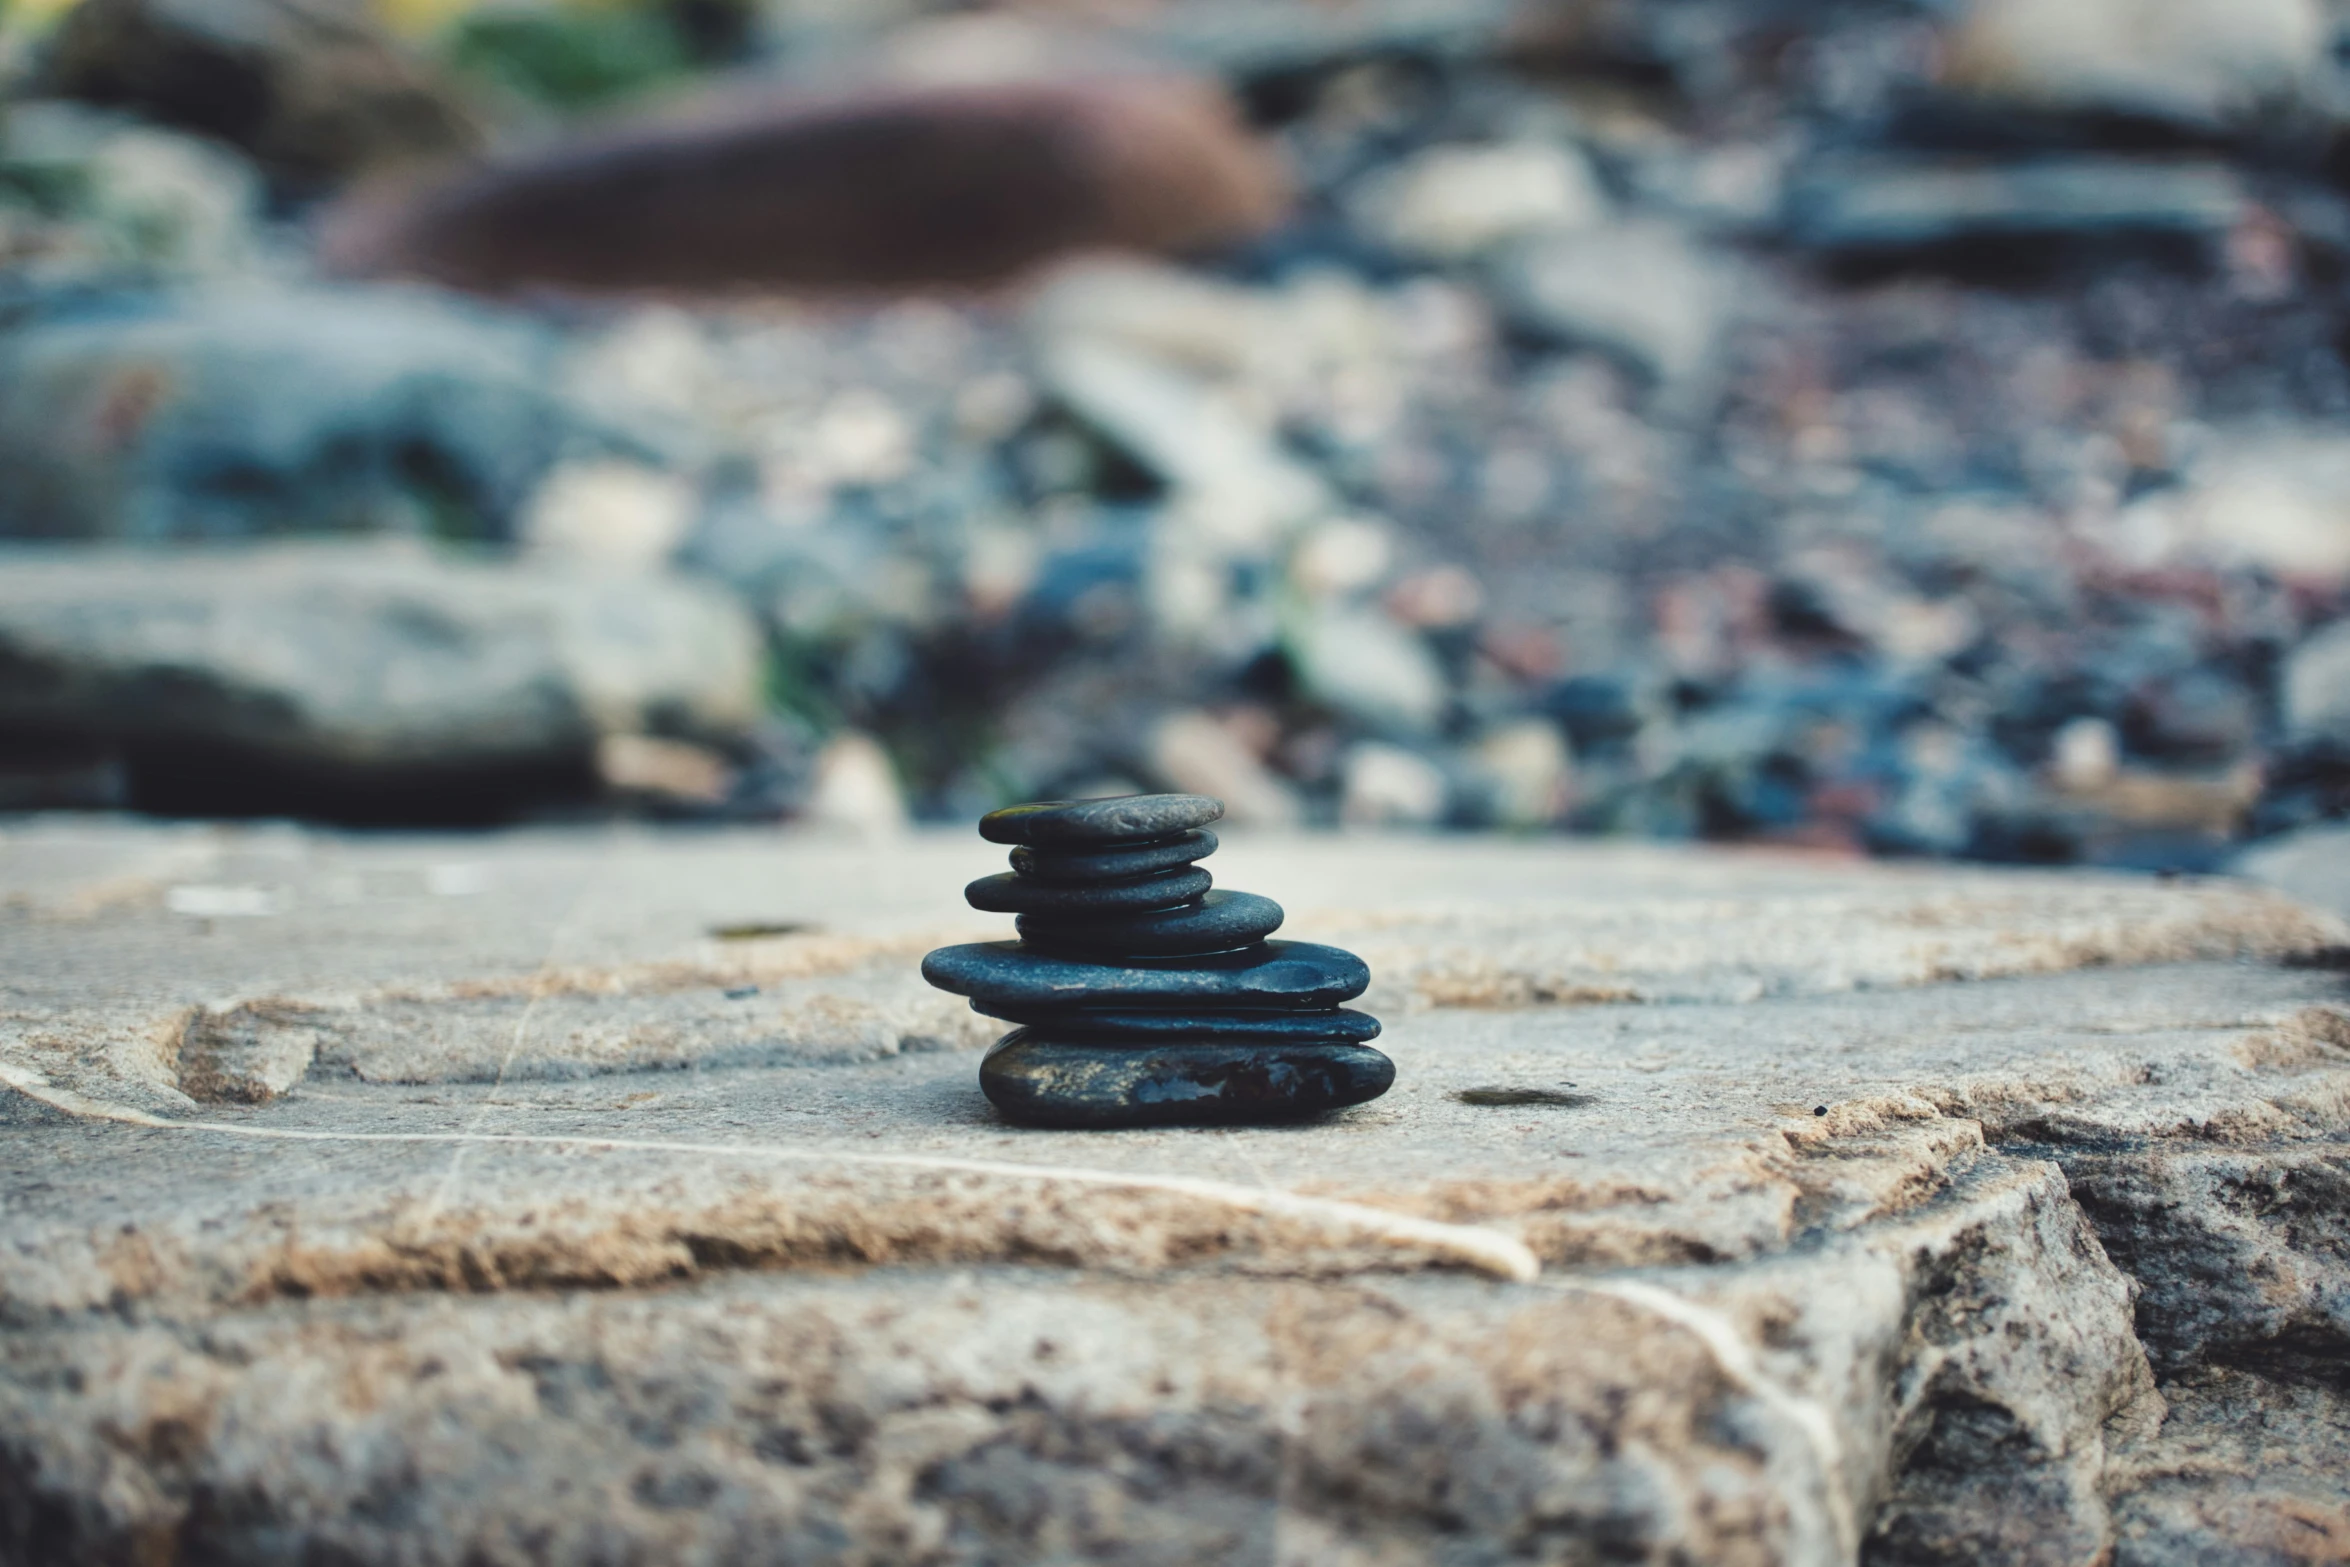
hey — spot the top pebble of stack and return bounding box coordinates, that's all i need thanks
[977,794,1225,847]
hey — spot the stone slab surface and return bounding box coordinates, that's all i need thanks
[2,819,2347,1565]
[2239,825,2350,922]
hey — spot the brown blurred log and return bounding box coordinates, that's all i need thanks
[320,75,1289,294]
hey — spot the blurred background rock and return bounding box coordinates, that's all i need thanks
[0,0,2344,871]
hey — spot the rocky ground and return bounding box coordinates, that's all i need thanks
[1,0,2348,865]
[1,819,2346,1563]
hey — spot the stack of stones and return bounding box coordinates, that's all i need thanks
[921,793,1395,1128]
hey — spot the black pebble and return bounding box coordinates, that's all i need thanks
[968,1004,1383,1042]
[1011,830,1218,884]
[922,939,1368,1012]
[966,866,1211,915]
[1016,889,1284,956]
[979,794,1223,848]
[980,1033,1396,1129]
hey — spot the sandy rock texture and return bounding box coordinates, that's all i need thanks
[2,821,2346,1565]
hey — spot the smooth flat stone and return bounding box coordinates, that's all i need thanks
[921,938,1369,1011]
[969,1003,1382,1042]
[966,866,1210,916]
[979,1032,1396,1128]
[1011,830,1217,884]
[979,794,1223,848]
[1018,889,1282,957]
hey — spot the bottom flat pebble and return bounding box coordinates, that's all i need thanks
[978,1031,1396,1128]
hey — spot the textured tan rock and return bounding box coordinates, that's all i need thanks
[2,822,2346,1563]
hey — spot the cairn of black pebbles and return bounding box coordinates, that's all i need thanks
[921,793,1394,1128]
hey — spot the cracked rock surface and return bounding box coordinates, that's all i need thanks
[2,820,2346,1564]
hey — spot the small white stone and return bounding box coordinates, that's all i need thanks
[2049,717,2121,794]
[1148,711,1302,827]
[1028,257,1278,378]
[1352,141,1608,260]
[952,372,1036,443]
[804,732,907,837]
[1289,517,1395,600]
[1474,720,1573,827]
[1287,607,1448,735]
[1340,742,1448,827]
[809,389,915,487]
[1040,337,1327,545]
[1495,220,1725,389]
[518,461,696,572]
[962,526,1042,619]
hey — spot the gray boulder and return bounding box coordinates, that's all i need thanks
[0,101,265,284]
[0,542,763,820]
[0,285,655,542]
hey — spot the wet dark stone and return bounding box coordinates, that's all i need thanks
[1016,888,1283,956]
[922,939,1367,1012]
[978,794,1223,848]
[925,793,1390,1128]
[979,1033,1396,1129]
[965,865,1211,915]
[969,1004,1382,1042]
[1011,830,1217,884]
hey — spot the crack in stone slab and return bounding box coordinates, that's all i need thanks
[0,1061,1542,1285]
